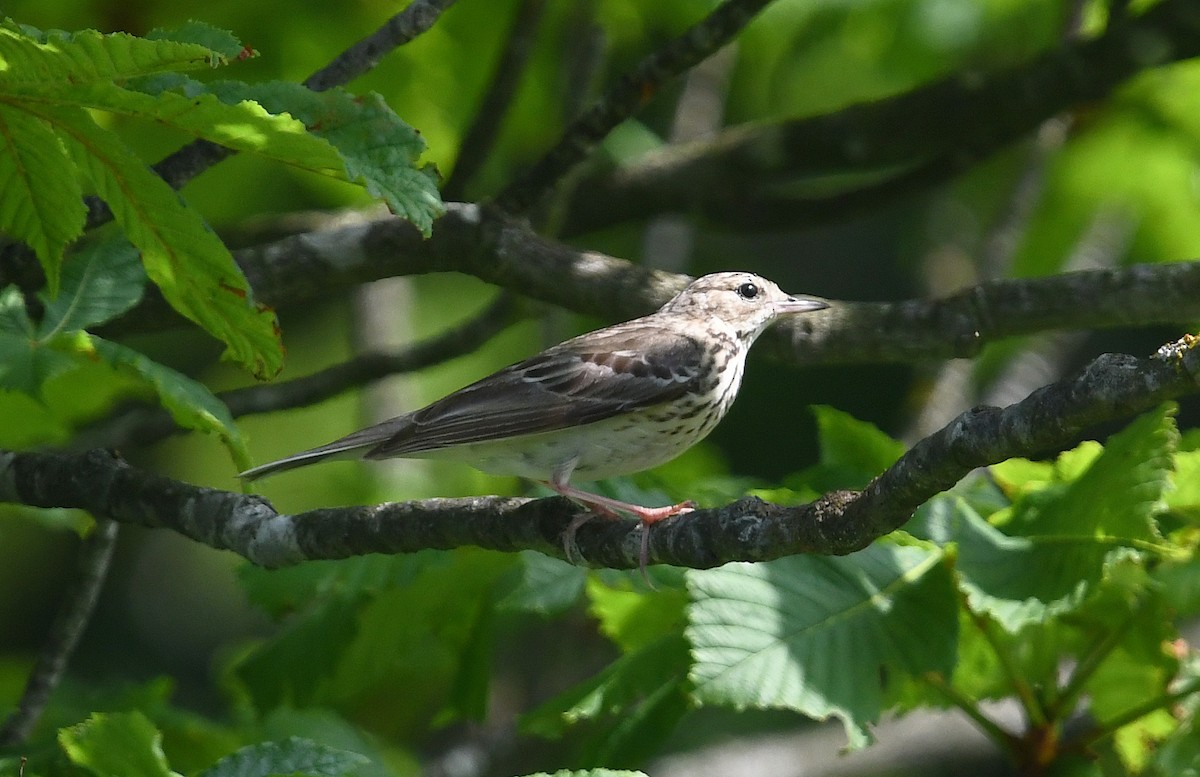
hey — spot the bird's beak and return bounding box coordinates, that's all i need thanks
[775,295,829,315]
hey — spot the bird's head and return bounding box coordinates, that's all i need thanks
[659,272,829,342]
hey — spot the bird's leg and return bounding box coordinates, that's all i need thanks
[548,463,694,580]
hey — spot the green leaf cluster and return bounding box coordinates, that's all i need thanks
[0,17,444,460]
[0,17,442,378]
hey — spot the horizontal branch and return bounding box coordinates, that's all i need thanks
[3,339,1197,570]
[559,0,1200,234]
[104,205,1200,365]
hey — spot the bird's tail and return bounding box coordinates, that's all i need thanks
[238,418,409,481]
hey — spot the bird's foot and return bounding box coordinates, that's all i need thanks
[546,481,695,583]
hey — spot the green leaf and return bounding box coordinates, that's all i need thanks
[686,543,957,748]
[789,405,905,491]
[1007,404,1176,541]
[0,103,85,293]
[232,597,362,710]
[38,236,146,337]
[59,711,174,777]
[37,103,281,378]
[197,737,368,777]
[56,81,348,178]
[495,551,586,616]
[207,81,444,235]
[146,21,246,59]
[953,406,1178,631]
[522,634,690,739]
[84,335,248,463]
[0,287,77,394]
[586,576,687,654]
[0,21,229,88]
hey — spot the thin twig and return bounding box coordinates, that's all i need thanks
[442,0,548,200]
[0,519,120,746]
[494,0,777,215]
[73,293,516,451]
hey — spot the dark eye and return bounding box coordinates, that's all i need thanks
[737,282,759,300]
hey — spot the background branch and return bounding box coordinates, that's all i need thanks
[495,0,778,214]
[558,0,1200,234]
[0,519,119,746]
[103,205,1200,367]
[4,340,1196,571]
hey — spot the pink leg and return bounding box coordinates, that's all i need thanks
[549,465,694,581]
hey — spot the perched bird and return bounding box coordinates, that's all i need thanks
[240,272,829,572]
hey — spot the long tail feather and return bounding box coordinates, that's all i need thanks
[238,418,410,481]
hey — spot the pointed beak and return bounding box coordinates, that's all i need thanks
[775,294,829,315]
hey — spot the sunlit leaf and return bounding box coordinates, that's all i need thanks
[59,711,173,777]
[687,543,956,748]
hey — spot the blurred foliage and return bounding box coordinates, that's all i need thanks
[2,0,1200,775]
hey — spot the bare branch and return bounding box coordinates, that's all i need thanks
[442,0,548,200]
[495,0,778,215]
[0,519,119,746]
[2,339,1197,570]
[102,205,1200,367]
[558,0,1200,235]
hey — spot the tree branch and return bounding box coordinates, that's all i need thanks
[494,0,778,215]
[0,519,119,745]
[102,205,1200,366]
[442,0,548,201]
[558,0,1200,235]
[3,339,1197,570]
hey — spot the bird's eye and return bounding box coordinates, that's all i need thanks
[737,282,759,300]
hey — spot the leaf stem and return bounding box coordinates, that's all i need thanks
[1049,595,1144,720]
[923,671,1018,751]
[967,606,1049,726]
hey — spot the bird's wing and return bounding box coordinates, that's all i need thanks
[366,325,705,458]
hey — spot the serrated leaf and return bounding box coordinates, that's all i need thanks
[83,335,248,463]
[1007,404,1176,541]
[146,21,246,60]
[196,737,368,777]
[0,23,227,88]
[686,544,957,748]
[207,81,444,235]
[55,81,347,177]
[951,497,1123,631]
[0,103,84,293]
[59,711,173,777]
[38,237,146,337]
[952,407,1179,631]
[36,103,281,378]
